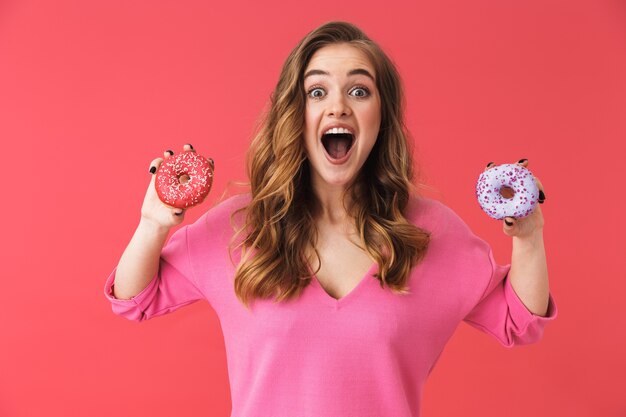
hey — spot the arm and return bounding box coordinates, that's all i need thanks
[104,145,204,321]
[112,146,189,299]
[509,232,550,317]
[112,218,170,300]
[461,159,557,346]
[500,159,550,317]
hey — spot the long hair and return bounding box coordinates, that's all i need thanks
[230,21,431,309]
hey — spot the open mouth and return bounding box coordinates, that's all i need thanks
[321,133,355,160]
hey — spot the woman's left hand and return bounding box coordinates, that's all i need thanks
[485,159,547,239]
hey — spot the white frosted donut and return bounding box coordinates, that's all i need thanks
[475,163,540,220]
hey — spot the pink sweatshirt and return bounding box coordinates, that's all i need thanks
[104,193,557,417]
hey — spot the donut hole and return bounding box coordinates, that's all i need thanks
[499,186,515,199]
[178,174,190,185]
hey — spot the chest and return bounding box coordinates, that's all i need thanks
[309,227,376,301]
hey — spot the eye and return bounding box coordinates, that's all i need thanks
[307,87,325,99]
[350,86,370,98]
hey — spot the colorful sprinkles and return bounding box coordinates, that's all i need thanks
[155,150,214,209]
[475,163,539,220]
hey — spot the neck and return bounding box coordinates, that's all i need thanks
[310,179,353,226]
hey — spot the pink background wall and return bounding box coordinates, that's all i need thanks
[1,0,624,416]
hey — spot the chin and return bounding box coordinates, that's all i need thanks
[319,171,358,188]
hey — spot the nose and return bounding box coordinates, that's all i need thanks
[326,92,351,117]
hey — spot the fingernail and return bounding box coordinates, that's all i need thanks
[505,219,513,226]
[167,150,174,155]
[149,166,156,174]
[486,161,495,168]
[539,190,545,200]
[518,158,528,164]
[186,143,194,150]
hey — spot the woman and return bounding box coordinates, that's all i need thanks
[105,21,557,417]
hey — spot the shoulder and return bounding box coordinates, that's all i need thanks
[405,195,470,236]
[406,197,494,280]
[204,192,251,220]
[187,192,251,239]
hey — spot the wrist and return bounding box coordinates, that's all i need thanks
[138,217,171,237]
[513,230,544,251]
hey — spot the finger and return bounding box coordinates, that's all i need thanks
[183,143,196,152]
[516,158,529,167]
[174,208,185,216]
[164,149,174,159]
[533,176,546,204]
[485,161,496,171]
[538,189,546,203]
[149,157,164,174]
[504,216,515,227]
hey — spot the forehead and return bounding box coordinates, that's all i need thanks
[305,43,375,77]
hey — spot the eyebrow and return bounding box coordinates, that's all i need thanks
[303,68,375,81]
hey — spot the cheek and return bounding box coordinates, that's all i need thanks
[302,124,315,153]
[362,107,381,139]
[304,103,312,127]
[305,102,321,120]
[304,105,321,142]
[367,101,382,127]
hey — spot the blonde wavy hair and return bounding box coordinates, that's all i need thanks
[230,21,431,309]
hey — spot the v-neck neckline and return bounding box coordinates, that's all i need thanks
[310,262,379,309]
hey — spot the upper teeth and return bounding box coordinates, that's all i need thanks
[324,127,353,135]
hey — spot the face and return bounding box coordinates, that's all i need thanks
[303,43,381,194]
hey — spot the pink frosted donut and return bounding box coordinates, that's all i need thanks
[476,163,539,220]
[155,150,214,209]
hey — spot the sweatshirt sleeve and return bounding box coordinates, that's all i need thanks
[103,225,205,322]
[463,246,558,347]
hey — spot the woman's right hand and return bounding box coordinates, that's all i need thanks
[140,144,196,230]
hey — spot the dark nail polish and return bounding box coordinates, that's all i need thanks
[539,190,545,200]
[486,161,494,167]
[518,158,528,164]
[167,150,174,155]
[187,143,194,150]
[505,219,513,226]
[149,166,156,174]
